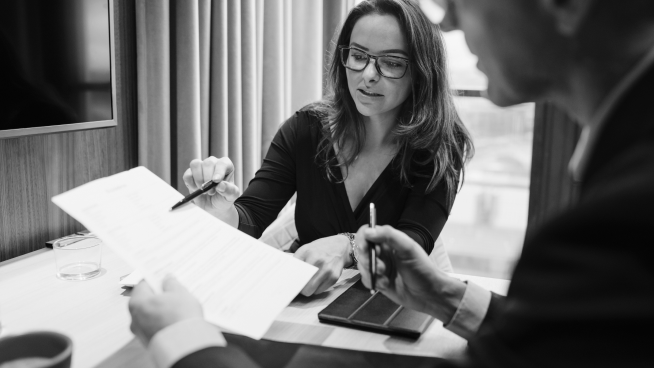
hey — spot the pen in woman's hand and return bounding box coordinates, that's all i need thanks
[170,179,221,210]
[369,203,377,294]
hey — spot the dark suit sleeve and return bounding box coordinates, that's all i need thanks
[172,346,261,368]
[171,337,446,368]
[462,172,654,368]
[475,292,505,336]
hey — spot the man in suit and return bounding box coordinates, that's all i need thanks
[128,0,654,366]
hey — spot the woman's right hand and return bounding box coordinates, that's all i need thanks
[182,156,241,228]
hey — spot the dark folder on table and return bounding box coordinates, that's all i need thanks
[318,280,434,339]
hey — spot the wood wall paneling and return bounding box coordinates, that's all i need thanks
[0,136,49,260]
[0,0,137,262]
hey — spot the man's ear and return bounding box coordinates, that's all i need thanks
[540,0,595,35]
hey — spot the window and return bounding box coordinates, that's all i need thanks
[442,30,535,279]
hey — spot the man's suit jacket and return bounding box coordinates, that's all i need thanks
[463,63,654,367]
[171,63,654,368]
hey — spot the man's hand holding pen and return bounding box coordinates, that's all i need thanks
[355,225,468,324]
[369,203,378,294]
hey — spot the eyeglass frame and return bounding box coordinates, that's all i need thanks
[338,45,411,79]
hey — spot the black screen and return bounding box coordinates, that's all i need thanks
[0,0,112,131]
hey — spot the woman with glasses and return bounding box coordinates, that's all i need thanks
[183,0,473,296]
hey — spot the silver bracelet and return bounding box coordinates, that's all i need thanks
[339,232,358,268]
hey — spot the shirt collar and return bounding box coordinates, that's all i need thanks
[569,46,654,181]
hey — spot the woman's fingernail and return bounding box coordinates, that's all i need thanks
[217,182,226,191]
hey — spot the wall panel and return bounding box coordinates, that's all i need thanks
[0,0,137,261]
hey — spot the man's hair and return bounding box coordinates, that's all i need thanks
[311,0,473,207]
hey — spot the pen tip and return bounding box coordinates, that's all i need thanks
[370,290,375,295]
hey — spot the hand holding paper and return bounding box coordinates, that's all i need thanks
[128,276,210,346]
[52,166,317,339]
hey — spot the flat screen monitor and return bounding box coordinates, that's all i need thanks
[0,0,116,139]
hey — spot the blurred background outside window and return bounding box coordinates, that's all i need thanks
[419,0,534,279]
[442,30,534,279]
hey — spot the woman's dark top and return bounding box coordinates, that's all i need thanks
[233,108,453,254]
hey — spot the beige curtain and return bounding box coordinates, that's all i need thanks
[136,0,355,191]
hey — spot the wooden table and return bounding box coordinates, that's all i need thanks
[0,247,510,368]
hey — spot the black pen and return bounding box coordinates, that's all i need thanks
[170,179,221,210]
[369,203,377,294]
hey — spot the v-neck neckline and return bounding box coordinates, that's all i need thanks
[331,150,395,220]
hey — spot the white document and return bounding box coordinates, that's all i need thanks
[119,270,143,287]
[52,166,317,340]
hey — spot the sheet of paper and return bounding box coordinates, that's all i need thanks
[119,270,143,287]
[52,166,317,339]
[119,252,296,288]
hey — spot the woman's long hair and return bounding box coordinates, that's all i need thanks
[312,0,474,208]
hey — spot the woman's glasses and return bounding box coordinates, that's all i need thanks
[339,46,410,79]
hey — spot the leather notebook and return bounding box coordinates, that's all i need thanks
[318,280,434,339]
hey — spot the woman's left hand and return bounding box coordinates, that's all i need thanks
[294,235,352,296]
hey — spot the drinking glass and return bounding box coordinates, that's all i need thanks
[53,235,102,281]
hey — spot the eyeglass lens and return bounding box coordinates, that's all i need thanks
[341,48,408,79]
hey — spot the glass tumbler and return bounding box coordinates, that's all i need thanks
[53,235,102,281]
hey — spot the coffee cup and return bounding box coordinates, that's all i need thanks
[0,331,72,368]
